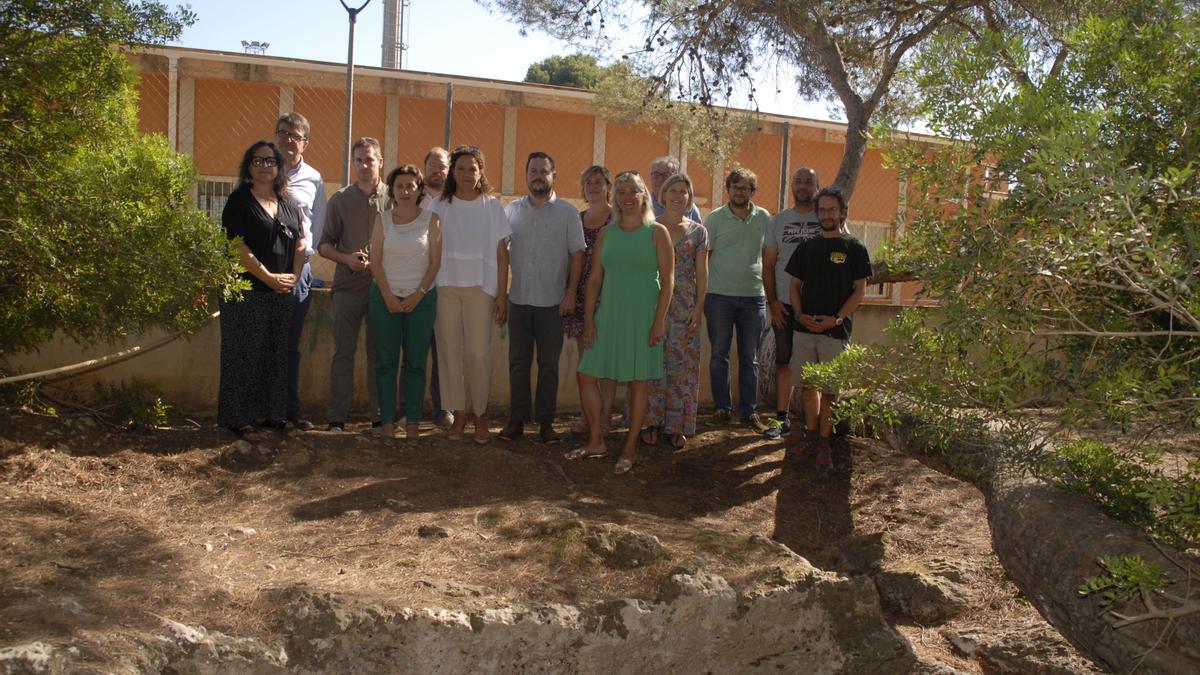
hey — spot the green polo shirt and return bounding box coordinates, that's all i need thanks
[704,202,771,297]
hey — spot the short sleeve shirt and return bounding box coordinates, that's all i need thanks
[430,194,512,297]
[222,184,302,293]
[766,207,820,304]
[505,193,586,307]
[703,203,772,297]
[785,233,871,340]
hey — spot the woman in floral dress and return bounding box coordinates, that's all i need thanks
[643,173,708,449]
[567,165,616,435]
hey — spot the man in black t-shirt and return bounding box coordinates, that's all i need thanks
[784,187,871,467]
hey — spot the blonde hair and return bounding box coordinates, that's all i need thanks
[610,171,654,224]
[658,173,695,213]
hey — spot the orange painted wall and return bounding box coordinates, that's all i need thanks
[448,102,506,185]
[731,131,784,213]
[515,108,593,198]
[853,147,900,223]
[193,79,279,176]
[136,72,169,136]
[604,122,668,178]
[291,87,387,184]
[395,95,449,167]
[687,159,715,214]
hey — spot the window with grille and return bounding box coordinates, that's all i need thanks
[196,177,236,219]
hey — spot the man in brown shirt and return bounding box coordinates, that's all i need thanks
[318,137,386,429]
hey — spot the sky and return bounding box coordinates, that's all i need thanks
[171,0,835,122]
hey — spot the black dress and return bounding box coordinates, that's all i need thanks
[217,184,302,430]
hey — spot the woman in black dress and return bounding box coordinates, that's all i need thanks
[218,141,305,440]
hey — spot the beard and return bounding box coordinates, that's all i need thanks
[530,181,551,197]
[426,176,444,190]
[819,218,841,231]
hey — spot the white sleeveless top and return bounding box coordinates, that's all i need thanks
[381,208,432,296]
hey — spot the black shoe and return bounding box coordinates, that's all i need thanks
[497,421,524,442]
[539,422,561,445]
[262,419,288,430]
[286,413,314,431]
[326,421,345,431]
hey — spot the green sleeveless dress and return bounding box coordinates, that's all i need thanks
[579,221,663,382]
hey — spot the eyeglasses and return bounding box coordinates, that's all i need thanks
[251,156,278,168]
[275,129,307,142]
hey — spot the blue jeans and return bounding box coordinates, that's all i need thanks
[704,293,765,418]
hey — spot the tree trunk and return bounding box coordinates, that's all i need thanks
[834,104,870,201]
[888,427,1200,674]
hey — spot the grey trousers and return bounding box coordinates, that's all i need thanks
[508,302,564,424]
[328,286,378,422]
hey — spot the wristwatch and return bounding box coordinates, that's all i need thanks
[834,315,844,326]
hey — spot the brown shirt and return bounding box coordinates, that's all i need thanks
[320,181,385,291]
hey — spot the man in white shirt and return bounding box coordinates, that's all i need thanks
[275,113,325,431]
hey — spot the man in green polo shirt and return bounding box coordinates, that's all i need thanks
[703,167,773,429]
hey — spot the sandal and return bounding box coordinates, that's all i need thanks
[639,426,660,446]
[231,424,264,442]
[670,434,687,450]
[613,457,635,475]
[473,418,491,445]
[447,419,466,441]
[565,447,608,460]
[405,424,420,442]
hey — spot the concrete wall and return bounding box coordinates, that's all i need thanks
[8,298,906,418]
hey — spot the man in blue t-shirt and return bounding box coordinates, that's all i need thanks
[784,187,871,467]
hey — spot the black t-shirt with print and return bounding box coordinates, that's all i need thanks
[784,232,871,340]
[222,184,302,293]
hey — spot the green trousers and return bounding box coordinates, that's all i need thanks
[369,283,437,423]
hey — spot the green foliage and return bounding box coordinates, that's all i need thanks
[0,1,242,356]
[822,0,1200,547]
[92,377,171,428]
[1080,555,1170,608]
[524,53,608,89]
[0,382,57,416]
[1040,441,1200,548]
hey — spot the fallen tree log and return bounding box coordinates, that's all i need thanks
[887,425,1200,674]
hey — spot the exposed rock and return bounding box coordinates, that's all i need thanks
[415,580,485,598]
[154,617,287,674]
[832,531,892,575]
[0,641,76,675]
[539,517,586,536]
[584,523,665,569]
[912,657,972,675]
[875,562,972,625]
[949,626,1101,674]
[417,524,449,539]
[267,569,916,674]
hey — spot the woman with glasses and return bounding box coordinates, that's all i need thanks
[429,146,511,444]
[643,173,708,450]
[218,141,305,441]
[567,171,673,474]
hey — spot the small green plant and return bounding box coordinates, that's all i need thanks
[0,381,56,415]
[93,378,171,428]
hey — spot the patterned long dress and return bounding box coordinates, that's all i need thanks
[563,213,604,338]
[646,221,708,436]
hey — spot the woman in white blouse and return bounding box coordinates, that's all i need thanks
[429,146,511,444]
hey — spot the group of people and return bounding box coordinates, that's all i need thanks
[217,112,871,474]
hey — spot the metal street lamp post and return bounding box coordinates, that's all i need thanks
[339,0,372,186]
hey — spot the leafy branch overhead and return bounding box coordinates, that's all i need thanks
[485,0,1030,197]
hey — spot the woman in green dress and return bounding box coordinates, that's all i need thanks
[567,171,674,474]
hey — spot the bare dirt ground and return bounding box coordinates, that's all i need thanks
[0,406,1098,672]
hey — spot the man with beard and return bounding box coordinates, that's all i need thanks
[274,113,325,431]
[760,167,821,439]
[319,137,386,430]
[498,152,585,444]
[703,167,772,430]
[785,187,870,467]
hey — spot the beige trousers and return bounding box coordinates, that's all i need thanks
[435,285,495,416]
